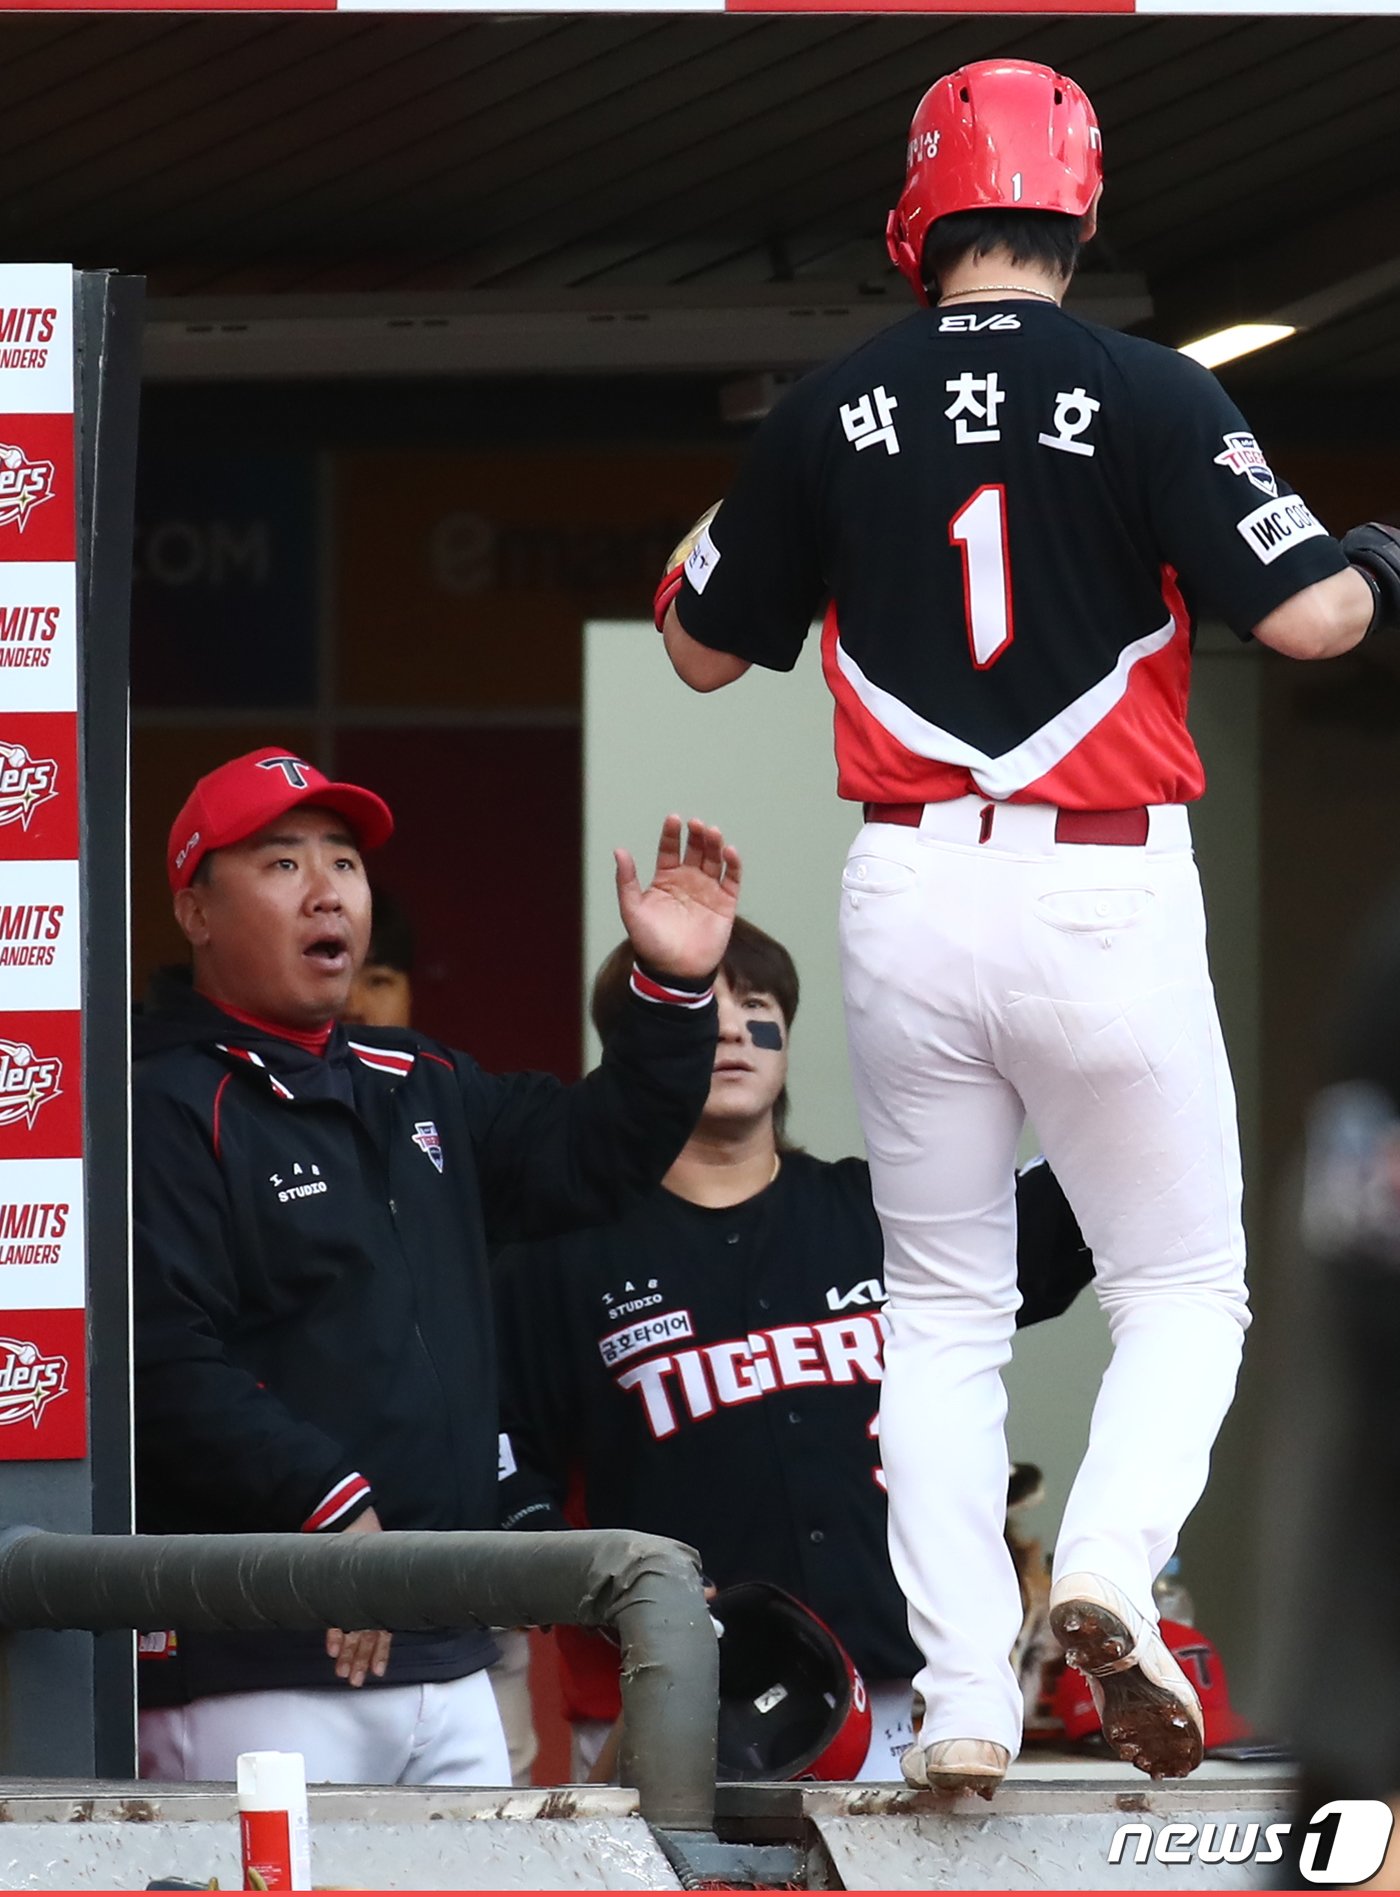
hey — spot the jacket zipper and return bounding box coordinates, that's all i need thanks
[383,1088,467,1522]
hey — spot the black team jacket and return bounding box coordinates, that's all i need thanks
[132,968,716,1706]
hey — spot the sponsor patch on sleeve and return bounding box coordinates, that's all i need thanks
[1236,495,1327,565]
[599,1308,694,1369]
[685,526,720,595]
[1213,431,1277,497]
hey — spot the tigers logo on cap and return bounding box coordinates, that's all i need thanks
[167,745,394,891]
[1053,1619,1251,1751]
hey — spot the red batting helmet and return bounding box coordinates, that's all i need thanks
[886,58,1103,304]
[712,1582,872,1781]
[1053,1620,1252,1752]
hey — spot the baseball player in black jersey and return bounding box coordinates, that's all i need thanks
[495,917,1093,1781]
[654,59,1395,1793]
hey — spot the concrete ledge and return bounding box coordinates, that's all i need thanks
[0,1781,639,1824]
[0,1772,1301,1891]
[0,1781,670,1892]
[801,1769,1296,1892]
[798,1764,1294,1822]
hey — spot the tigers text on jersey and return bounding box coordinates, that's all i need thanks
[493,1151,1090,1713]
[677,301,1347,810]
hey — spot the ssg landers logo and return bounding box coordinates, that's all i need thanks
[0,1039,63,1131]
[0,1335,68,1428]
[0,443,55,534]
[0,741,59,831]
[0,306,57,372]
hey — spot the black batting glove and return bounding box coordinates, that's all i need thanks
[1342,522,1400,635]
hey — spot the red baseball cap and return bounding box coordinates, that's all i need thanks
[1052,1619,1252,1752]
[167,746,394,891]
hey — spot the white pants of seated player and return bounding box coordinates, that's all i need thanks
[569,1681,914,1784]
[488,1629,540,1787]
[839,805,1249,1758]
[140,1671,510,1786]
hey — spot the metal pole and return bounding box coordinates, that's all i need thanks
[0,1526,718,1831]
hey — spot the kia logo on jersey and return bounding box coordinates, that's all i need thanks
[0,741,59,831]
[0,443,56,533]
[0,1335,68,1428]
[0,1038,63,1130]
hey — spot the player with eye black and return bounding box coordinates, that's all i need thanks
[495,917,1092,1781]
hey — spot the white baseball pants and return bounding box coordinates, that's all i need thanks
[140,1669,511,1786]
[840,798,1249,1757]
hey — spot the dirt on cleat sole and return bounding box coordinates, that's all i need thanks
[904,1741,1008,1800]
[926,1771,1001,1802]
[1050,1597,1203,1780]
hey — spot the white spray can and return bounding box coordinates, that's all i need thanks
[236,1750,311,1890]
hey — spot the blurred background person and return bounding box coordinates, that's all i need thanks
[1263,886,1400,1886]
[343,884,415,1030]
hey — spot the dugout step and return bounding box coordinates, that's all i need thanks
[794,1762,1295,1890]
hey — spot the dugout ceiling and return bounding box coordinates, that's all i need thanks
[1,11,1398,409]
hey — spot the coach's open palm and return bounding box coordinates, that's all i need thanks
[615,816,741,981]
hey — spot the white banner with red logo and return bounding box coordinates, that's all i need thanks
[0,263,85,1460]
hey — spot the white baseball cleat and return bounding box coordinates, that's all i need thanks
[1049,1570,1204,1779]
[900,1737,1009,1799]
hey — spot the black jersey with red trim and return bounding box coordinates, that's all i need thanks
[494,1152,1091,1716]
[676,302,1347,810]
[131,969,716,1706]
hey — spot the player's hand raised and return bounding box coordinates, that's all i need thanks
[614,816,740,982]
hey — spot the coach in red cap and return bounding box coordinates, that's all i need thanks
[162,747,396,1031]
[133,744,740,1789]
[166,746,395,889]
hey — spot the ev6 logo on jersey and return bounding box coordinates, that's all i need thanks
[0,443,56,533]
[1109,1799,1393,1883]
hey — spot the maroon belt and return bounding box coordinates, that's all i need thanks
[863,802,1151,846]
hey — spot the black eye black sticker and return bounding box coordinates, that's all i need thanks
[747,1021,784,1051]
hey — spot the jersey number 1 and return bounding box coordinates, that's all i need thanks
[949,484,1014,670]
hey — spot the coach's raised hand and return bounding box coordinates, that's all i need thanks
[614,815,741,981]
